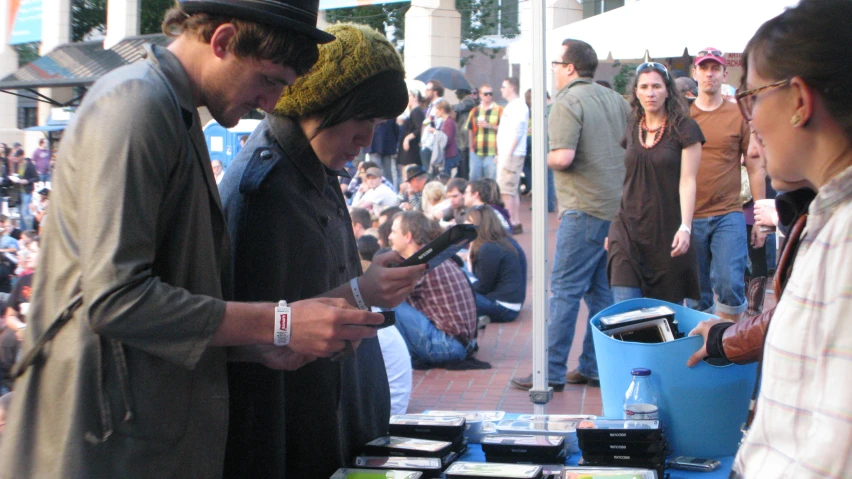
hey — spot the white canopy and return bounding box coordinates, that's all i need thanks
[547,0,800,60]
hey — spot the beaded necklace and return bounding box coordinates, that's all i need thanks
[639,116,667,149]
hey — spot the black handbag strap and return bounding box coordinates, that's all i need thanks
[11,293,83,379]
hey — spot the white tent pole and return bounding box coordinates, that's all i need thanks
[528,0,551,413]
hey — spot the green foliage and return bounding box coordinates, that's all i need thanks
[324,0,520,65]
[612,63,636,95]
[141,0,177,35]
[71,0,107,42]
[325,3,410,48]
[70,0,177,41]
[457,0,518,66]
[13,42,41,67]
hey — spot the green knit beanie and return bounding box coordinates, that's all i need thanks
[274,23,405,117]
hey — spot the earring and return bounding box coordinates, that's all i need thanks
[791,114,801,126]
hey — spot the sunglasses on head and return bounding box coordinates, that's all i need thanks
[636,62,670,81]
[698,50,723,58]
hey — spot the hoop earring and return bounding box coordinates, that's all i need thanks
[791,114,801,126]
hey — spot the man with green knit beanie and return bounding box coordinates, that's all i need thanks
[220,23,420,479]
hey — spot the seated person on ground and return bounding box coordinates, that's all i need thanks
[398,165,428,211]
[466,205,527,322]
[346,160,394,200]
[350,207,373,240]
[464,179,512,232]
[388,211,477,366]
[351,167,399,211]
[442,177,468,226]
[421,180,450,221]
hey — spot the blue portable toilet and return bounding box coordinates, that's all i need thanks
[203,119,262,168]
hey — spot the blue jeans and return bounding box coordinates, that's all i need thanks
[18,192,33,230]
[548,211,614,382]
[444,152,460,175]
[474,292,520,323]
[420,148,432,173]
[393,301,469,364]
[612,286,643,304]
[469,152,496,181]
[687,212,748,315]
[547,168,557,213]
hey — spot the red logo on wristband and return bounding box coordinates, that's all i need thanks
[279,313,288,330]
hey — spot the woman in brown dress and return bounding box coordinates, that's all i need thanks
[607,62,704,304]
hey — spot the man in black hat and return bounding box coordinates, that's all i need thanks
[398,164,429,210]
[0,2,385,478]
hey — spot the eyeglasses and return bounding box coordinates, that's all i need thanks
[551,61,570,70]
[636,62,670,81]
[697,50,723,58]
[735,79,789,121]
[481,92,493,96]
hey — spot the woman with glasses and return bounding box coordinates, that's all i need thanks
[465,205,526,323]
[606,61,704,304]
[687,1,852,477]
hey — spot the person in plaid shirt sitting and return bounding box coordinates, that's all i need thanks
[466,84,503,181]
[388,211,478,366]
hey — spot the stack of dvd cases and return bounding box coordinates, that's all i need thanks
[352,414,469,478]
[576,419,668,477]
[422,410,505,443]
[387,414,469,456]
[493,414,594,454]
[481,434,568,465]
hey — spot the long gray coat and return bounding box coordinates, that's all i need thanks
[0,45,231,478]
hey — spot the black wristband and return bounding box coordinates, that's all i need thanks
[706,322,735,362]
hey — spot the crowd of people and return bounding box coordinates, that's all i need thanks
[0,0,848,478]
[0,141,51,407]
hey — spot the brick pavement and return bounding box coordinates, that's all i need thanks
[407,196,775,417]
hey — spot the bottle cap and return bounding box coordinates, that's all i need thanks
[631,368,651,376]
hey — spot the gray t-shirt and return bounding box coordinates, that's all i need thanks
[548,78,630,220]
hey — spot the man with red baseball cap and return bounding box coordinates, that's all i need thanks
[687,48,766,321]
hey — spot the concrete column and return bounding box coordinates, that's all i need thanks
[0,5,23,144]
[105,0,141,49]
[39,0,71,54]
[546,0,583,31]
[404,0,461,79]
[38,0,72,129]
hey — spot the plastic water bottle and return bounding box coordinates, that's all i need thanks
[623,368,659,420]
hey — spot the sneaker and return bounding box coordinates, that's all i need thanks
[509,373,565,392]
[565,369,600,387]
[511,223,524,235]
[477,315,491,330]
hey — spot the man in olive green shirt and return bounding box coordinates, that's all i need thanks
[511,39,629,391]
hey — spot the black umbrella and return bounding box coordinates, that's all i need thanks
[415,67,473,91]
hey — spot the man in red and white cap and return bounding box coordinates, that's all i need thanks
[687,48,766,321]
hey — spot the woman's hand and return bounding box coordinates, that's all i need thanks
[671,230,690,257]
[751,225,767,248]
[686,318,727,367]
[403,137,410,152]
[358,250,427,308]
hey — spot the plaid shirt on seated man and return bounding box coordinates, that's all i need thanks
[407,259,477,345]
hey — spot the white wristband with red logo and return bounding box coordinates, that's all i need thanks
[274,300,291,346]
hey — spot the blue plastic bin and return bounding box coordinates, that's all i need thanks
[590,298,757,457]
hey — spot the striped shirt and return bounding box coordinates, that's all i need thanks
[467,105,503,157]
[734,164,852,479]
[406,259,476,344]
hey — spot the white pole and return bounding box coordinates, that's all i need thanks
[528,0,551,413]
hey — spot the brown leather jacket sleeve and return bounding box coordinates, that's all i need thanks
[721,307,774,364]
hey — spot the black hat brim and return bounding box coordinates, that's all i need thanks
[180,0,335,44]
